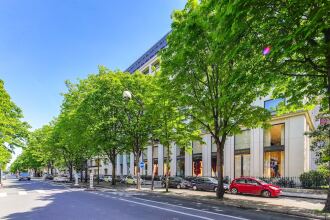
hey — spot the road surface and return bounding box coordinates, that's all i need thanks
[0,179,309,220]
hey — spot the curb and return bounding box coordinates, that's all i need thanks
[140,190,329,220]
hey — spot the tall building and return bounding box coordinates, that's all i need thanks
[89,33,317,180]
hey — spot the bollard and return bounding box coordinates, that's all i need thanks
[74,173,79,186]
[90,173,94,189]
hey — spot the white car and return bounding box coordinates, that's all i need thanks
[53,175,70,182]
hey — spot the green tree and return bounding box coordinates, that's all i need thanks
[220,0,330,210]
[161,0,272,198]
[0,80,29,184]
[121,72,157,190]
[151,73,201,192]
[76,68,128,185]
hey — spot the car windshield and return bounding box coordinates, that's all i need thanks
[208,178,218,184]
[254,178,268,185]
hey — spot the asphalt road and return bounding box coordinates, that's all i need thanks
[0,179,310,220]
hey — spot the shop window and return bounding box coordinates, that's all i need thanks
[104,168,108,175]
[192,159,203,177]
[234,130,251,178]
[176,146,185,177]
[263,151,284,177]
[176,158,185,176]
[264,124,285,147]
[263,124,285,177]
[153,159,158,176]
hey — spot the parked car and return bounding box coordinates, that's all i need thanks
[161,177,191,189]
[104,175,112,182]
[191,177,229,192]
[18,173,31,181]
[53,175,70,182]
[229,177,281,197]
[43,174,54,180]
[124,175,144,185]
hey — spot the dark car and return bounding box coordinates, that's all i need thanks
[44,174,54,180]
[19,173,31,181]
[191,177,229,192]
[161,177,191,189]
[230,177,281,197]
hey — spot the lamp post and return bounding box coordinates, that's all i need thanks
[123,90,143,190]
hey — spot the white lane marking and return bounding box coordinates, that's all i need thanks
[134,197,249,220]
[18,191,27,195]
[36,190,45,194]
[0,192,7,197]
[118,197,214,220]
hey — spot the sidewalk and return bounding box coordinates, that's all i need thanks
[51,180,330,219]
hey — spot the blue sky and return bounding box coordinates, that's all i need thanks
[0,0,186,131]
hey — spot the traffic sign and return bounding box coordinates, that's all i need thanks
[139,162,145,169]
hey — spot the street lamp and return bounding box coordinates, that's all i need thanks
[122,90,142,190]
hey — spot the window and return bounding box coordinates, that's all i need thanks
[246,179,259,185]
[176,146,185,177]
[153,146,158,159]
[235,130,250,150]
[163,146,170,159]
[264,98,285,113]
[152,60,160,71]
[104,169,108,175]
[234,130,251,178]
[263,124,285,177]
[142,67,149,75]
[192,141,203,154]
[235,178,246,184]
[103,159,108,165]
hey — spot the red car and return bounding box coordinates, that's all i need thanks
[230,177,281,197]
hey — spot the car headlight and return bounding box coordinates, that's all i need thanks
[269,186,278,190]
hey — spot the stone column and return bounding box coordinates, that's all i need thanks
[147,146,153,176]
[202,134,211,177]
[185,150,192,177]
[123,154,128,175]
[130,153,134,175]
[170,143,176,176]
[158,144,164,176]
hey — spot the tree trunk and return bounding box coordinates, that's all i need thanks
[216,138,225,199]
[134,155,141,190]
[165,145,170,193]
[0,167,2,186]
[151,141,155,191]
[97,158,100,185]
[69,164,73,182]
[84,160,88,183]
[323,27,330,212]
[111,159,116,186]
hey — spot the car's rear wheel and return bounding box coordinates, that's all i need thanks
[231,188,238,194]
[262,190,271,198]
[192,185,197,191]
[176,184,181,189]
[161,183,166,188]
[214,187,218,192]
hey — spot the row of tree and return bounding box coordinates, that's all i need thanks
[8,0,329,212]
[0,79,29,185]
